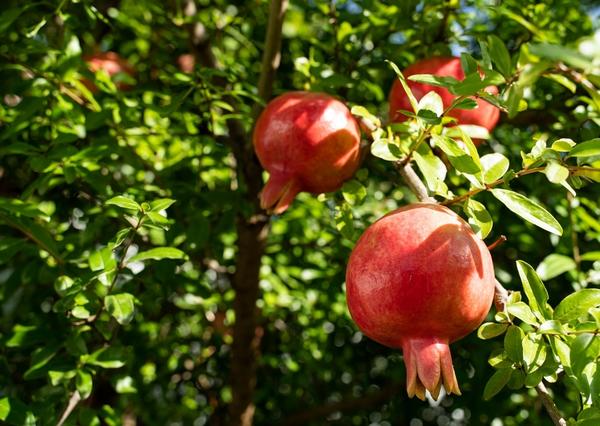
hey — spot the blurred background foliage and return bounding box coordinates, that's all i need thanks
[0,0,599,425]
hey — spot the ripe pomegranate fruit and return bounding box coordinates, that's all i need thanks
[177,54,195,73]
[83,52,135,92]
[388,57,500,140]
[346,204,495,400]
[253,91,361,214]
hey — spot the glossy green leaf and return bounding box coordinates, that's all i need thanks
[464,198,493,238]
[491,189,563,235]
[105,196,141,211]
[481,153,509,183]
[551,138,576,152]
[488,35,512,77]
[538,320,565,335]
[568,138,600,158]
[86,347,125,369]
[516,261,551,320]
[77,369,94,399]
[507,302,539,325]
[432,134,482,175]
[129,247,187,263]
[504,325,524,362]
[483,368,512,400]
[105,293,136,325]
[478,322,509,339]
[555,289,600,322]
[536,254,576,280]
[544,161,570,184]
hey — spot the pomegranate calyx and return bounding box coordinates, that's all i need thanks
[402,337,461,401]
[260,174,301,214]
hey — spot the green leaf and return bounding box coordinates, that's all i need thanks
[342,180,367,206]
[407,74,459,88]
[544,161,569,184]
[504,325,524,362]
[555,289,600,322]
[464,198,493,239]
[371,139,401,161]
[568,138,600,158]
[105,196,141,211]
[450,73,490,96]
[77,369,94,399]
[413,144,448,195]
[516,261,551,320]
[483,368,512,400]
[522,336,547,372]
[544,74,577,93]
[491,189,563,235]
[488,35,512,77]
[481,153,509,183]
[581,251,600,262]
[432,135,482,175]
[417,91,444,117]
[350,105,381,128]
[86,347,125,369]
[149,198,176,212]
[23,343,60,380]
[0,396,36,426]
[538,320,565,335]
[452,97,478,110]
[551,138,576,152]
[507,302,539,325]
[529,43,591,71]
[105,293,136,325]
[387,60,418,112]
[536,254,576,280]
[129,247,188,263]
[478,322,508,339]
[115,376,138,394]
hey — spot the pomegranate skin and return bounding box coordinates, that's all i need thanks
[388,57,500,137]
[83,52,135,92]
[346,204,495,400]
[253,91,361,214]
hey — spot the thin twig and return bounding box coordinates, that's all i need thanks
[56,390,81,426]
[535,382,567,426]
[394,162,435,203]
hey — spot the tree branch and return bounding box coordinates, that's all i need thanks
[55,391,81,426]
[184,1,288,425]
[536,382,567,426]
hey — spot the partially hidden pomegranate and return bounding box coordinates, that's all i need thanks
[253,91,361,214]
[388,57,500,138]
[346,204,495,400]
[83,52,135,92]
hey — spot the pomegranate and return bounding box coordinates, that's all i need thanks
[346,204,495,400]
[177,54,195,73]
[83,52,135,92]
[253,91,361,214]
[388,57,500,139]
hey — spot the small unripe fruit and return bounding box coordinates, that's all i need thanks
[389,57,500,138]
[346,204,495,400]
[253,91,361,214]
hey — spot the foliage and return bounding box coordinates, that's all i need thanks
[0,0,599,425]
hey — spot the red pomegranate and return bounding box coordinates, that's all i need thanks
[253,91,361,214]
[83,52,135,92]
[346,204,495,400]
[388,57,500,138]
[177,54,195,73]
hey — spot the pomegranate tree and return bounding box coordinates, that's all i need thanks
[346,203,495,400]
[253,91,361,214]
[388,56,500,137]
